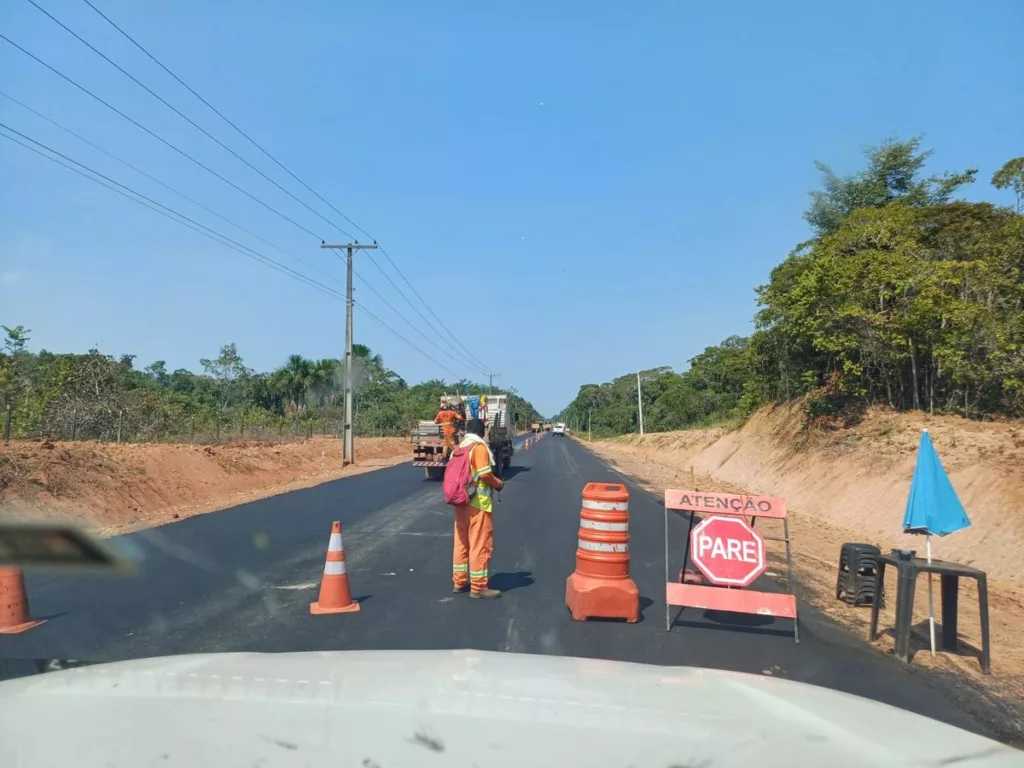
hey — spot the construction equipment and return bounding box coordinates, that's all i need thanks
[412,394,514,480]
[544,423,553,432]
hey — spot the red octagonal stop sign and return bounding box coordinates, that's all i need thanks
[690,515,766,587]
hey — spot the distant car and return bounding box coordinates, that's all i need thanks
[553,423,566,436]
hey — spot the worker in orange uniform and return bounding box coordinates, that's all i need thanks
[435,403,464,459]
[452,418,504,598]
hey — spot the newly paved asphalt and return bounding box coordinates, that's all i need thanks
[1,433,1012,741]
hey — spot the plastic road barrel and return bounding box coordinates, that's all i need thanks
[565,483,639,622]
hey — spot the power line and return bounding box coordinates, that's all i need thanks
[358,250,482,371]
[13,5,492,375]
[0,90,346,293]
[375,244,492,372]
[350,263,483,375]
[353,301,460,378]
[0,32,325,242]
[0,123,348,301]
[1,124,474,379]
[79,0,374,241]
[24,0,356,240]
[75,0,492,372]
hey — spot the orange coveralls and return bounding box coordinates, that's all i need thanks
[453,442,503,593]
[435,409,463,457]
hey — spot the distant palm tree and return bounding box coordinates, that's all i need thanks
[352,344,383,366]
[275,355,313,411]
[312,358,338,406]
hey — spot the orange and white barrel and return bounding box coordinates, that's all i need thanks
[566,482,638,622]
[575,483,630,580]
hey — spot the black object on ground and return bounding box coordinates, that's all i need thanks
[836,542,884,608]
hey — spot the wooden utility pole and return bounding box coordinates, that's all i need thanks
[321,241,378,465]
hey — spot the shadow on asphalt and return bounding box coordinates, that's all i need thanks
[671,611,797,639]
[705,609,774,628]
[353,594,373,606]
[489,571,534,591]
[502,466,531,480]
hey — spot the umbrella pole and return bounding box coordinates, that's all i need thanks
[927,535,936,656]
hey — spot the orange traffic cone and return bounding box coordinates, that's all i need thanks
[0,567,46,634]
[310,521,360,615]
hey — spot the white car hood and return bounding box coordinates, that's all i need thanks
[0,649,1016,767]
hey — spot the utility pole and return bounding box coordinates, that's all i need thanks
[321,241,378,465]
[485,372,500,394]
[637,370,645,436]
[588,409,592,442]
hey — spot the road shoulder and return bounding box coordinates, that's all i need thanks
[572,435,1024,747]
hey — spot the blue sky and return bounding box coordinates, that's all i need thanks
[1,0,1021,415]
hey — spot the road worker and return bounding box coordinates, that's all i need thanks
[452,418,504,599]
[435,402,464,459]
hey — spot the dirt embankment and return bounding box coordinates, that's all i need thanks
[0,437,409,536]
[583,404,1024,729]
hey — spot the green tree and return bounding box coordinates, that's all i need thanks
[199,343,252,409]
[992,156,1024,212]
[0,325,32,409]
[273,354,314,412]
[804,137,976,236]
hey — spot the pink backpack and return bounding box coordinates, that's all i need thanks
[443,446,475,505]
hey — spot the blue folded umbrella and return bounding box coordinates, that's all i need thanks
[902,430,972,537]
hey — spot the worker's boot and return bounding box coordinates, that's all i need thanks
[452,585,470,594]
[470,588,502,600]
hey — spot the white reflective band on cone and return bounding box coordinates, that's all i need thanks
[581,500,628,511]
[577,539,629,553]
[328,533,344,552]
[323,559,347,575]
[580,519,629,532]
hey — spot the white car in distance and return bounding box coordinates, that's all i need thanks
[553,423,566,436]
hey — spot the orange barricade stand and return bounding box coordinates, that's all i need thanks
[566,482,639,622]
[663,489,799,642]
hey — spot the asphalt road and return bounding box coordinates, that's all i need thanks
[1,433,1011,740]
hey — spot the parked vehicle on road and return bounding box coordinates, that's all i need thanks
[412,394,514,479]
[553,423,566,436]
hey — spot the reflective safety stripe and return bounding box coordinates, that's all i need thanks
[323,559,347,575]
[452,564,469,572]
[469,569,489,578]
[582,499,628,511]
[328,533,343,552]
[577,539,629,553]
[476,485,492,497]
[580,519,628,532]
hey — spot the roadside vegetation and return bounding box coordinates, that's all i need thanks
[559,140,1024,435]
[0,330,544,443]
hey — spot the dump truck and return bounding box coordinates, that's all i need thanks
[412,394,514,480]
[543,423,553,432]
